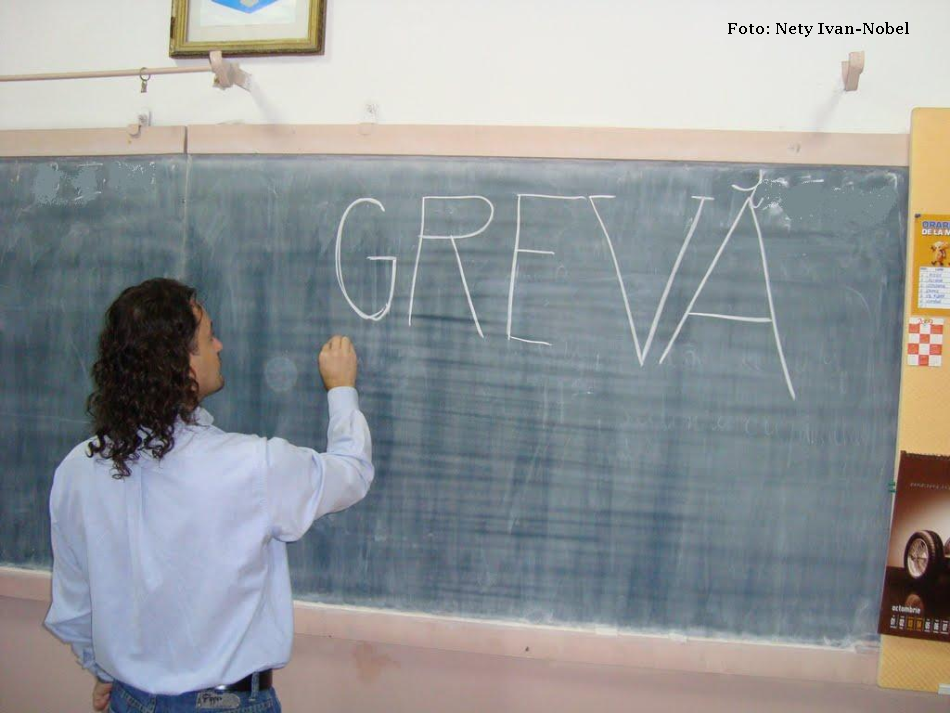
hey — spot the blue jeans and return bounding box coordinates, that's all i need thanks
[108,675,281,713]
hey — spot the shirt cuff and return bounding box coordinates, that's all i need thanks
[327,386,359,416]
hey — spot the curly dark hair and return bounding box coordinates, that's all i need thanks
[86,278,201,479]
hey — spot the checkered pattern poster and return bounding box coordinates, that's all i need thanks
[908,317,944,367]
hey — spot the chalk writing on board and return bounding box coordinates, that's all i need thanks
[335,198,397,321]
[590,193,714,366]
[410,196,495,339]
[334,171,796,399]
[659,171,795,399]
[507,194,587,346]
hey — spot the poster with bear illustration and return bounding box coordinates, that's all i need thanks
[914,213,950,314]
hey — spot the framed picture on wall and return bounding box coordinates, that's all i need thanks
[169,0,326,57]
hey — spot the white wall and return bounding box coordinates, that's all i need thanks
[2,4,949,707]
[1,0,947,133]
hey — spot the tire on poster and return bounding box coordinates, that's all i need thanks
[904,530,946,585]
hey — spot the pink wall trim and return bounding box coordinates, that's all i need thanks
[5,593,944,713]
[0,125,908,166]
[184,124,909,166]
[0,566,878,687]
[0,126,185,156]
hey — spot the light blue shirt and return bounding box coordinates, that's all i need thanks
[45,387,373,695]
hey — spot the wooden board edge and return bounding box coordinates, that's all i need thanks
[879,107,950,695]
[878,634,950,693]
[185,124,908,167]
[0,127,186,157]
[0,567,877,686]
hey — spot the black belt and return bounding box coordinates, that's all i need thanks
[214,669,273,692]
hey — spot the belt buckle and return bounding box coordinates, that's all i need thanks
[197,690,243,710]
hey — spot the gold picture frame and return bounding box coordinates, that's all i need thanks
[170,0,326,57]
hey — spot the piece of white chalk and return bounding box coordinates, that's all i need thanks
[937,683,950,695]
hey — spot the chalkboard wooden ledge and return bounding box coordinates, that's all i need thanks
[0,124,908,166]
[0,566,877,686]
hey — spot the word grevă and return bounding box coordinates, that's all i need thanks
[334,171,795,400]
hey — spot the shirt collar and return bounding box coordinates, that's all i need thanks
[136,407,214,448]
[192,407,214,427]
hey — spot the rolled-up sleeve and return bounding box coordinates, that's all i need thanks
[265,387,374,542]
[45,513,111,681]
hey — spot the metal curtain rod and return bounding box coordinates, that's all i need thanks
[0,51,251,91]
[0,66,208,81]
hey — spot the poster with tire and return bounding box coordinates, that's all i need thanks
[879,452,950,641]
